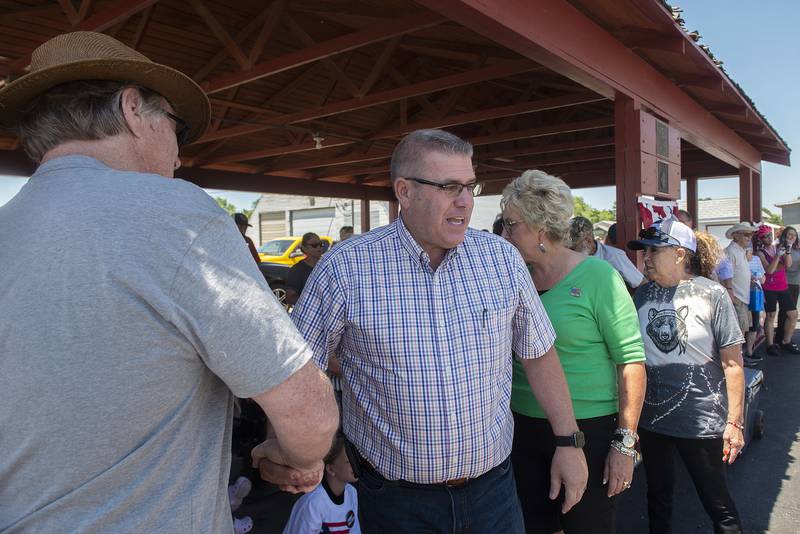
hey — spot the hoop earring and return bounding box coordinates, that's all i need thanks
[538,242,547,253]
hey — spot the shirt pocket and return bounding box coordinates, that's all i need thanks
[464,300,514,373]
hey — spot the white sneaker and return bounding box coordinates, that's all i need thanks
[228,476,252,511]
[233,516,253,534]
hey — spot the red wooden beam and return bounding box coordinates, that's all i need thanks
[739,166,753,222]
[194,58,540,144]
[685,176,698,228]
[187,0,249,70]
[8,0,159,73]
[417,0,765,171]
[370,92,605,140]
[175,166,395,201]
[203,137,355,165]
[202,11,445,94]
[616,27,686,54]
[469,117,613,146]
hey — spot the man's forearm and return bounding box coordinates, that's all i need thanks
[520,347,579,435]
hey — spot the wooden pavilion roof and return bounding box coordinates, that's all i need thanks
[0,0,790,200]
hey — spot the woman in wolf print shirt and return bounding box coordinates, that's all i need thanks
[627,218,745,534]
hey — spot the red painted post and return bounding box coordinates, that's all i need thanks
[361,199,371,232]
[614,95,642,264]
[739,167,753,222]
[752,172,762,223]
[686,177,698,228]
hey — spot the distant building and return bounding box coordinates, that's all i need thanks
[775,199,800,227]
[246,194,389,247]
[678,197,741,246]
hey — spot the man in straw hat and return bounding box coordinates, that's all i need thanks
[724,222,760,365]
[0,32,337,531]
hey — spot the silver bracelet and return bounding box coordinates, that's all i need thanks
[610,440,636,458]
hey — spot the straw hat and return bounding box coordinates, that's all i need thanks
[0,31,209,143]
[725,222,756,239]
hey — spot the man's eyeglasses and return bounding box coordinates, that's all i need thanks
[403,176,483,197]
[501,218,520,235]
[163,111,190,146]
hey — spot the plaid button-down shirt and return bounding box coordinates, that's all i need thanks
[292,217,555,483]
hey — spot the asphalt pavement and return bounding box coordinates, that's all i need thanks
[617,333,800,533]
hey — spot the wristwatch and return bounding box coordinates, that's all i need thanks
[614,428,638,449]
[554,431,585,448]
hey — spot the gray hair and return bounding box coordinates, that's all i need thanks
[500,170,574,244]
[16,80,167,163]
[389,129,473,182]
[569,216,594,248]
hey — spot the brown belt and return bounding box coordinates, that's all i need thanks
[443,477,469,487]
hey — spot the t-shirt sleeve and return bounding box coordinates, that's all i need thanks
[612,249,645,287]
[716,257,733,281]
[711,285,745,348]
[592,264,646,364]
[282,492,323,534]
[291,256,347,372]
[168,214,313,398]
[511,252,556,359]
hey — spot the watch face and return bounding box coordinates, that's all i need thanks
[622,435,636,448]
[574,431,586,448]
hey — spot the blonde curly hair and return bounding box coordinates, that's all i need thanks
[689,231,723,279]
[500,170,573,244]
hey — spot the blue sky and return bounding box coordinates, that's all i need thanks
[1,1,797,212]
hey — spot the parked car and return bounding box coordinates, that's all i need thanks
[257,235,333,265]
[258,262,291,307]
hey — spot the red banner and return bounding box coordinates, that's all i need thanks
[637,196,679,228]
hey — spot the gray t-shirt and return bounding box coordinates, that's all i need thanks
[633,277,743,438]
[594,241,645,288]
[785,249,800,285]
[0,156,311,532]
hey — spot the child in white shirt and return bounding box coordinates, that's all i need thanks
[282,435,360,534]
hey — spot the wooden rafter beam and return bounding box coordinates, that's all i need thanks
[358,37,401,97]
[192,6,272,81]
[285,14,360,98]
[202,10,445,94]
[616,27,686,54]
[370,92,606,140]
[58,0,80,25]
[673,74,723,92]
[702,101,748,116]
[204,137,355,165]
[176,166,395,200]
[130,5,153,50]
[248,0,287,66]
[187,0,249,70]
[469,117,613,146]
[476,137,615,162]
[8,0,159,72]
[195,58,540,144]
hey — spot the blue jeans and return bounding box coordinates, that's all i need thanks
[357,456,525,534]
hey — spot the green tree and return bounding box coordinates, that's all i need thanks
[214,196,238,216]
[573,196,615,223]
[762,207,783,225]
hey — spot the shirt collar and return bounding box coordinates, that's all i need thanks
[394,215,464,271]
[34,155,109,177]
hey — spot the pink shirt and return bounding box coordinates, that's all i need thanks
[762,249,789,291]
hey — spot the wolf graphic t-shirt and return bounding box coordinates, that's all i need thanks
[633,277,743,438]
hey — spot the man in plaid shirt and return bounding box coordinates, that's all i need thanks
[270,129,587,533]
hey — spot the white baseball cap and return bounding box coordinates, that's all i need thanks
[627,216,697,252]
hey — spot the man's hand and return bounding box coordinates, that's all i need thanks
[549,447,588,513]
[251,438,324,493]
[603,448,634,497]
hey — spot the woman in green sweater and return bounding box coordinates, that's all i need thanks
[500,170,646,534]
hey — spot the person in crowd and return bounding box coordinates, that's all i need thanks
[724,223,758,365]
[283,434,360,534]
[570,215,645,288]
[339,225,355,242]
[676,209,694,228]
[627,217,745,534]
[604,223,617,246]
[0,31,338,531]
[285,232,325,306]
[493,213,504,236]
[775,226,800,345]
[747,244,767,359]
[753,224,800,355]
[234,212,261,264]
[288,129,588,533]
[502,172,646,534]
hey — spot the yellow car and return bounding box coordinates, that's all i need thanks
[257,236,333,265]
